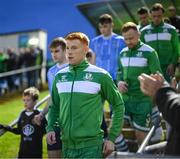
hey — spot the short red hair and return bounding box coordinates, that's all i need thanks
[65,32,89,46]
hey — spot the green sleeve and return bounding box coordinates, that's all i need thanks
[148,50,162,73]
[171,29,180,64]
[116,53,124,82]
[46,77,60,132]
[140,31,145,43]
[101,73,125,142]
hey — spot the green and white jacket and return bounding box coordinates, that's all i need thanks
[117,41,162,102]
[140,22,180,66]
[47,60,124,149]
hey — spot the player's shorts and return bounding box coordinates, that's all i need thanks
[124,101,152,132]
[47,127,62,151]
[62,144,103,158]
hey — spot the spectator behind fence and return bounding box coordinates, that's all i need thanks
[6,48,19,91]
[46,32,125,158]
[35,47,43,88]
[138,73,180,156]
[24,47,37,87]
[0,49,8,95]
[0,87,47,158]
[15,48,26,89]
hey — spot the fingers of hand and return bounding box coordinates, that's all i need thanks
[119,85,128,92]
[52,133,56,142]
[32,117,41,126]
[103,140,114,157]
[118,82,128,92]
[46,132,56,145]
[138,75,153,96]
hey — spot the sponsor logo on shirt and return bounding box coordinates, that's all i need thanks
[163,28,168,33]
[136,52,143,57]
[24,137,33,141]
[83,72,93,81]
[61,75,68,82]
[23,124,34,136]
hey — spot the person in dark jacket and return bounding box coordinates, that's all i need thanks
[138,73,180,156]
[6,48,18,91]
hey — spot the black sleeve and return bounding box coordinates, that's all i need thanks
[1,125,20,134]
[41,118,47,134]
[0,114,22,135]
[155,87,180,132]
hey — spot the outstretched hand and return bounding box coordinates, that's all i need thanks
[138,73,164,97]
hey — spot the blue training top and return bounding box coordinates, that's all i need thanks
[47,63,68,93]
[90,33,126,80]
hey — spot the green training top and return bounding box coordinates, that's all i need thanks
[117,41,162,102]
[140,22,180,66]
[47,60,124,149]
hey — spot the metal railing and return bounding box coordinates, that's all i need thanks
[109,113,167,157]
[137,125,156,153]
[0,64,47,91]
[137,113,164,154]
[144,141,167,153]
[0,94,50,136]
[0,65,44,78]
